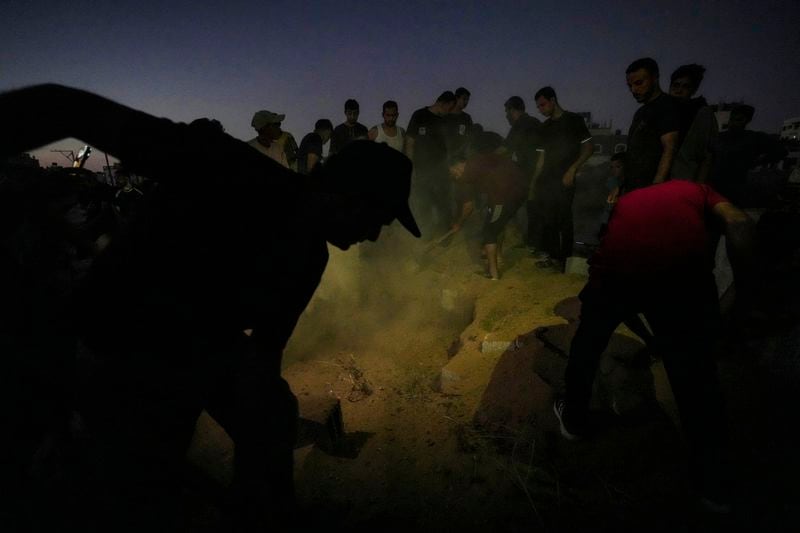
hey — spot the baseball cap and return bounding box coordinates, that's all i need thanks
[318,140,421,238]
[251,110,285,130]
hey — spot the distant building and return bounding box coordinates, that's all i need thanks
[780,117,800,141]
[5,152,40,168]
[577,112,627,164]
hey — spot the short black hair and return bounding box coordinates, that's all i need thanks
[670,64,706,89]
[534,86,557,101]
[382,100,398,113]
[315,118,333,131]
[504,96,525,111]
[344,99,359,111]
[455,87,470,98]
[610,151,626,163]
[437,91,457,104]
[626,57,660,77]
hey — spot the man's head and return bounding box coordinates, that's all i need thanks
[728,104,755,131]
[115,167,131,188]
[316,141,421,249]
[251,110,285,140]
[314,118,333,143]
[434,91,457,115]
[382,100,399,127]
[625,57,661,104]
[610,151,626,179]
[504,96,525,125]
[669,64,706,100]
[534,86,558,118]
[344,99,360,125]
[454,87,471,113]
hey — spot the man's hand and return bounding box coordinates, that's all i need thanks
[607,186,620,205]
[562,166,577,188]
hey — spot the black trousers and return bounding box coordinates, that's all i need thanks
[534,179,575,262]
[566,274,729,493]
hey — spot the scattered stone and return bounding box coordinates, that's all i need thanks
[565,256,589,276]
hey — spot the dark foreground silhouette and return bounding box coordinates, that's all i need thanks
[0,84,420,532]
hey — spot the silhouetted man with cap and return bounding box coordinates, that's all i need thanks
[0,84,420,532]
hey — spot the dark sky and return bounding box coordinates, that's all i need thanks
[3,0,799,170]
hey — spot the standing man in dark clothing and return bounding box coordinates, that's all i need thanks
[446,87,474,159]
[533,86,593,271]
[330,98,368,155]
[296,119,333,175]
[621,57,680,194]
[0,84,421,533]
[710,104,788,206]
[554,179,755,512]
[504,96,543,251]
[669,63,718,182]
[406,90,457,236]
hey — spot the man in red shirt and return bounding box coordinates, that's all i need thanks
[554,179,755,511]
[449,132,526,280]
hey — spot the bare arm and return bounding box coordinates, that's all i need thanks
[368,126,378,141]
[653,131,678,184]
[563,140,594,187]
[713,201,757,298]
[1,84,135,159]
[451,201,474,232]
[696,149,713,184]
[307,152,320,172]
[404,135,415,161]
[532,149,545,182]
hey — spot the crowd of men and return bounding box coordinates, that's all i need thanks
[223,54,792,517]
[0,54,793,530]
[248,58,786,280]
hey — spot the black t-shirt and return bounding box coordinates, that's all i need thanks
[675,96,707,148]
[504,113,542,178]
[406,107,448,174]
[625,93,680,191]
[711,129,788,205]
[540,111,592,181]
[297,132,324,175]
[445,111,473,159]
[330,122,368,155]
